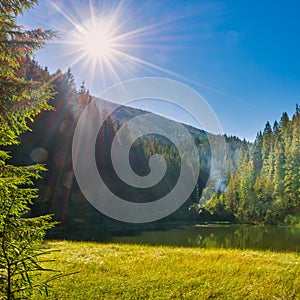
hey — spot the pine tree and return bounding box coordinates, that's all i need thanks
[284,106,300,209]
[0,1,59,298]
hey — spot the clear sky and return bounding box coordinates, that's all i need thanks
[19,0,300,141]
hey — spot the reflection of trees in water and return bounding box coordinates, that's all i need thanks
[185,225,300,251]
[111,225,300,251]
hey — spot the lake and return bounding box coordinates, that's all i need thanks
[111,224,300,252]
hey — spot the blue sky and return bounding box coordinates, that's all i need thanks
[20,0,300,141]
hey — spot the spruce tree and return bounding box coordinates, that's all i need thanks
[284,107,300,209]
[0,1,59,298]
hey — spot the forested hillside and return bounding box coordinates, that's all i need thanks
[204,107,300,225]
[7,60,241,238]
[10,59,299,240]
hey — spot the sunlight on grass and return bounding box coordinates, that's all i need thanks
[33,241,300,299]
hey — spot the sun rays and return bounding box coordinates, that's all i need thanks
[48,0,197,91]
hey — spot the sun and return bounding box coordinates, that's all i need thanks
[84,29,112,59]
[51,1,191,90]
[75,19,115,63]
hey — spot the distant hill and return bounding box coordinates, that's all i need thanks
[10,62,246,240]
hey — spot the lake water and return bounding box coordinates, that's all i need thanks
[111,224,300,252]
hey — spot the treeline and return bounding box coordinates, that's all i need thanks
[203,107,300,225]
[13,59,246,239]
[13,59,299,236]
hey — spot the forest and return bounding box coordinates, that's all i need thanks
[9,59,300,236]
[203,106,300,225]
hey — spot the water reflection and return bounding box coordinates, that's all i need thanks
[111,225,300,252]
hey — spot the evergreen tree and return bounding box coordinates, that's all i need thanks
[284,107,300,209]
[0,1,59,298]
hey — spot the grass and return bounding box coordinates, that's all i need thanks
[33,241,300,299]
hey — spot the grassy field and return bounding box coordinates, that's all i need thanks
[33,241,300,299]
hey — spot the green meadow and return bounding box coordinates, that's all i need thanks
[34,241,300,299]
